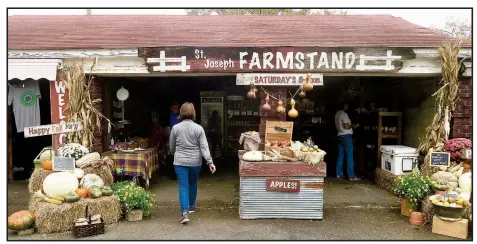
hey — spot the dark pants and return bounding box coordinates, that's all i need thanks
[174,165,201,213]
[209,131,222,159]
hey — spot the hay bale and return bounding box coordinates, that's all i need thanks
[28,167,113,194]
[422,197,434,225]
[375,168,398,194]
[29,195,121,234]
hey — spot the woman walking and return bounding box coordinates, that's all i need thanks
[169,102,217,224]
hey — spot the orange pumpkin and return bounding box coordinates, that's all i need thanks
[75,188,90,198]
[41,160,52,170]
[463,162,471,169]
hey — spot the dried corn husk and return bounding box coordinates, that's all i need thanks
[417,40,464,176]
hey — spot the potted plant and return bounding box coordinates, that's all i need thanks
[111,181,156,222]
[394,168,432,218]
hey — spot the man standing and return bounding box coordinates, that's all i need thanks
[170,101,180,128]
[335,101,360,181]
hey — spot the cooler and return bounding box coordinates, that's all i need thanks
[381,145,418,175]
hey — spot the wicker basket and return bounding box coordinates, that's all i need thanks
[73,206,105,238]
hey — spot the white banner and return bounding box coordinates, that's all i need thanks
[236,73,323,86]
[24,122,82,138]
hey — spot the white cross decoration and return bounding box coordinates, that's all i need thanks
[146,51,190,72]
[356,50,402,71]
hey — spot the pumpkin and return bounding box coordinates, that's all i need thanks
[75,188,90,198]
[460,191,471,201]
[74,168,85,179]
[101,186,113,196]
[8,210,35,231]
[90,187,103,198]
[41,160,52,170]
[42,172,79,197]
[64,192,81,202]
[80,174,104,189]
[463,162,471,170]
[458,172,472,192]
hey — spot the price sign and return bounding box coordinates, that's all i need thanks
[266,179,300,192]
[430,152,450,167]
[52,156,75,171]
[274,126,288,133]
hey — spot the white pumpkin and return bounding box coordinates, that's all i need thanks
[458,172,472,192]
[80,174,104,189]
[42,172,79,197]
[74,168,85,179]
[460,191,471,201]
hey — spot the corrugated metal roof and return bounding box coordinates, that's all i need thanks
[8,14,462,50]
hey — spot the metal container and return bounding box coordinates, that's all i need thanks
[433,203,469,220]
[239,176,324,220]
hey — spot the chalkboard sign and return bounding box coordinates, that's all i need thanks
[52,156,75,171]
[430,152,450,167]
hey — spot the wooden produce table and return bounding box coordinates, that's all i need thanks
[239,160,327,220]
[103,148,158,188]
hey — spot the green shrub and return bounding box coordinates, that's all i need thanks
[111,181,156,217]
[394,168,432,209]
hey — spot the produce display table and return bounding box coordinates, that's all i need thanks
[103,148,158,187]
[239,160,327,220]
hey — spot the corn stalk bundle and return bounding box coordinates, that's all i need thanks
[61,59,111,149]
[418,40,464,175]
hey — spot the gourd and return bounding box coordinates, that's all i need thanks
[430,171,458,182]
[299,86,306,98]
[8,210,35,231]
[76,152,101,168]
[41,160,52,170]
[262,95,271,111]
[90,186,103,198]
[74,168,85,179]
[42,172,79,197]
[80,174,105,189]
[75,188,90,198]
[101,186,114,196]
[39,150,52,161]
[63,192,81,203]
[303,73,313,91]
[288,99,299,118]
[431,179,451,191]
[458,172,472,192]
[276,100,286,114]
[454,167,465,178]
[460,191,471,201]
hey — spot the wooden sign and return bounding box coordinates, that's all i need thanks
[236,73,323,86]
[24,122,82,138]
[52,156,75,171]
[265,121,293,143]
[139,47,415,73]
[266,179,300,192]
[430,152,451,167]
[50,79,69,145]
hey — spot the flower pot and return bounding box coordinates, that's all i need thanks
[409,211,424,226]
[401,199,416,217]
[126,210,143,222]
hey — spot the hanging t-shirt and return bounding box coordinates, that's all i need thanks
[8,81,41,132]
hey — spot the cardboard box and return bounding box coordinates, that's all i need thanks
[432,215,469,239]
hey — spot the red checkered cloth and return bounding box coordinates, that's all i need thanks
[103,148,158,180]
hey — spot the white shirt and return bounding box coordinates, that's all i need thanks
[8,82,41,132]
[335,110,353,136]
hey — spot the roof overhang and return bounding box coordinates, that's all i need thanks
[8,59,62,81]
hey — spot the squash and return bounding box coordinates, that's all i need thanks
[101,186,113,196]
[431,171,458,182]
[76,152,101,168]
[39,150,52,161]
[75,188,90,198]
[42,172,79,197]
[460,191,471,201]
[458,172,472,192]
[454,167,465,178]
[8,210,35,231]
[432,180,450,191]
[74,168,85,179]
[41,160,52,170]
[80,174,104,189]
[64,192,81,202]
[90,187,103,198]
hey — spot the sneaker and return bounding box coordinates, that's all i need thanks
[180,212,190,224]
[349,177,361,181]
[189,206,197,213]
[337,175,344,179]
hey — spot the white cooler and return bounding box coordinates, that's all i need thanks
[381,145,419,175]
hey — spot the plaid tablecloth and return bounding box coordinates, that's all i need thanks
[103,148,158,180]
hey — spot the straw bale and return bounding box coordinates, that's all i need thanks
[28,167,113,194]
[374,168,398,195]
[29,195,121,234]
[422,197,434,225]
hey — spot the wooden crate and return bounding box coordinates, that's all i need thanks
[264,121,293,143]
[432,215,469,239]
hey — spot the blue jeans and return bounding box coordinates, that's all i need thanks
[336,135,357,179]
[174,165,201,213]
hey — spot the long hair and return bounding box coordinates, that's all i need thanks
[178,102,196,121]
